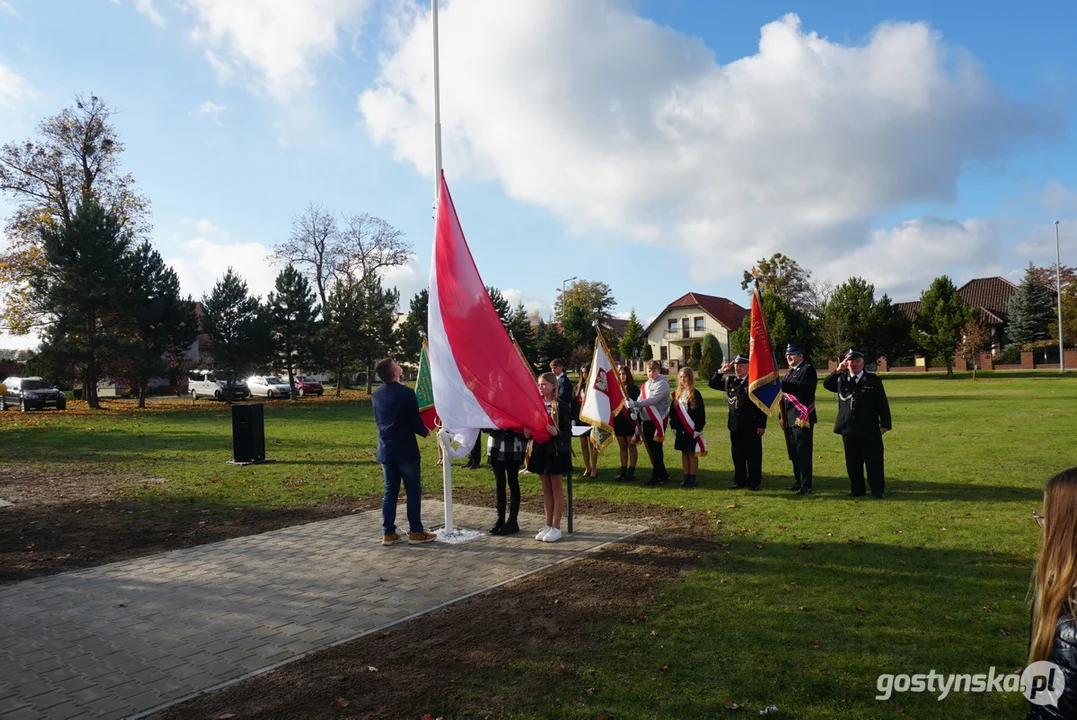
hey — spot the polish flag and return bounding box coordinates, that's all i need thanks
[579,333,627,451]
[428,172,551,445]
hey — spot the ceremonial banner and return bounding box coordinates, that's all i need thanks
[415,342,438,432]
[427,172,551,445]
[747,285,783,415]
[579,333,627,451]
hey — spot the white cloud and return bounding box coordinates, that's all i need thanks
[1040,181,1077,216]
[0,62,29,107]
[381,255,426,310]
[0,1,17,17]
[133,0,165,27]
[501,287,550,317]
[819,217,1007,300]
[360,3,1059,283]
[185,0,374,100]
[165,219,277,301]
[191,100,227,124]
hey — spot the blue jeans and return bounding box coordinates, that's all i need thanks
[381,461,423,535]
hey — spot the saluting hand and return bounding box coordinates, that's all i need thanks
[720,362,732,373]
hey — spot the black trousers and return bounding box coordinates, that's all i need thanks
[842,433,885,496]
[492,462,521,519]
[468,436,482,465]
[642,421,668,480]
[784,425,814,489]
[730,430,763,488]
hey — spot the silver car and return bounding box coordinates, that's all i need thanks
[246,375,294,399]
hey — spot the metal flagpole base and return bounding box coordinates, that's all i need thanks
[434,527,483,544]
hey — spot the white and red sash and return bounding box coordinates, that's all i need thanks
[785,393,814,428]
[638,379,667,441]
[674,394,707,456]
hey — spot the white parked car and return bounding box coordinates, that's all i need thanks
[188,371,250,401]
[246,375,294,399]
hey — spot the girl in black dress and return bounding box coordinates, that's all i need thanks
[487,429,526,535]
[669,367,706,488]
[576,362,597,479]
[613,365,640,483]
[525,372,572,542]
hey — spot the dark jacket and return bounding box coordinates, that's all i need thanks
[556,372,574,413]
[668,389,706,434]
[1028,613,1077,719]
[372,381,429,464]
[780,361,818,426]
[822,370,892,437]
[709,371,768,434]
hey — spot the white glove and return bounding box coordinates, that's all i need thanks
[625,399,636,410]
[693,431,702,439]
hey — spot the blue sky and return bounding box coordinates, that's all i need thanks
[1,0,1075,350]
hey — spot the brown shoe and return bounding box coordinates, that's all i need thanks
[408,530,437,545]
[382,533,401,546]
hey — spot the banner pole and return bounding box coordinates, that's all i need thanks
[441,431,454,532]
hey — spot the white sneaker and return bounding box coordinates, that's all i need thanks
[535,525,552,541]
[542,527,562,542]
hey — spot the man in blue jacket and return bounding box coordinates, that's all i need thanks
[372,357,436,546]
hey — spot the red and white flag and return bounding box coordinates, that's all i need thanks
[579,333,628,451]
[428,172,551,449]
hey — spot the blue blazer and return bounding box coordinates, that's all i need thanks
[556,372,574,408]
[372,381,429,464]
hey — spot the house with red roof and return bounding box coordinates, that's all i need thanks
[643,292,750,370]
[896,276,1018,352]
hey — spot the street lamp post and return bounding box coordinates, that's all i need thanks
[1056,221,1065,374]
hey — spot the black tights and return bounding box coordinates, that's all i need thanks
[493,462,521,519]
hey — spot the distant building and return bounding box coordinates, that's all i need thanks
[897,276,1018,352]
[643,292,749,370]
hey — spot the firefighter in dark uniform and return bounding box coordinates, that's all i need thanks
[822,349,892,498]
[709,354,768,490]
[780,344,817,495]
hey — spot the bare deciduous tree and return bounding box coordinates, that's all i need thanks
[336,212,410,287]
[272,203,341,308]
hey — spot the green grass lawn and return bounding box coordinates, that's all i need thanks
[2,373,1073,718]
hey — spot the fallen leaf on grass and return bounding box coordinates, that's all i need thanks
[756,544,764,550]
[660,665,671,674]
[723,699,742,710]
[726,503,740,509]
[367,666,378,672]
[553,664,565,673]
[797,606,807,611]
[572,700,586,708]
[329,675,345,681]
[799,544,813,550]
[217,714,236,720]
[855,605,864,612]
[811,640,821,649]
[585,687,596,695]
[335,697,350,708]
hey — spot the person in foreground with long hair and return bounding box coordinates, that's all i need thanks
[524,372,573,542]
[1027,467,1077,718]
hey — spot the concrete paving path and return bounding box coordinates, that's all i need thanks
[0,505,645,719]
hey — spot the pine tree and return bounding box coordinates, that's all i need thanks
[124,242,197,407]
[201,268,264,401]
[396,289,428,365]
[642,343,654,361]
[268,265,320,399]
[689,341,702,368]
[914,275,974,377]
[487,286,511,327]
[697,333,723,380]
[618,309,646,361]
[33,200,135,409]
[322,283,364,396]
[356,275,400,393]
[507,301,537,368]
[1007,263,1055,345]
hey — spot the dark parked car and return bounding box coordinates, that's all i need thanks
[0,376,67,411]
[292,375,324,396]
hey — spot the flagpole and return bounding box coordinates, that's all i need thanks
[432,0,443,197]
[431,0,454,534]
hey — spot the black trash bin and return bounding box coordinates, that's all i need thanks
[232,403,266,464]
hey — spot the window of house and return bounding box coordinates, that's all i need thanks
[660,345,668,360]
[694,316,705,331]
[667,319,677,332]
